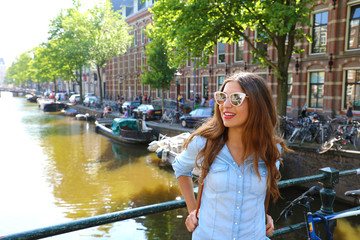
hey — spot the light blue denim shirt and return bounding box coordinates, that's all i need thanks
[173,136,281,240]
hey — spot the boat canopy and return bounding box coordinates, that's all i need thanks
[112,118,139,134]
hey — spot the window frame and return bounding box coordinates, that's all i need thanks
[217,42,226,64]
[311,10,328,54]
[234,39,244,62]
[344,69,360,111]
[308,71,325,108]
[347,3,360,50]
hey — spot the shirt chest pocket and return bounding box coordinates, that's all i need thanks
[206,162,229,193]
[247,164,268,196]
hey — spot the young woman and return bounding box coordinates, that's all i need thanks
[346,101,353,122]
[172,72,288,239]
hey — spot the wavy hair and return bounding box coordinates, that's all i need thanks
[184,72,289,201]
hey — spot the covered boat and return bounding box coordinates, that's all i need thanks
[95,118,156,144]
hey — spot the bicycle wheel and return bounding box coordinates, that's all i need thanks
[353,130,360,150]
[316,138,335,154]
[288,129,299,143]
[300,130,309,145]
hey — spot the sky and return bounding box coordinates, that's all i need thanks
[0,0,99,68]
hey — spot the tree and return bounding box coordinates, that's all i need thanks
[140,36,177,113]
[5,53,32,87]
[48,2,93,102]
[87,0,132,103]
[150,0,318,118]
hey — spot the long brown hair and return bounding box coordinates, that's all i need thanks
[184,72,289,201]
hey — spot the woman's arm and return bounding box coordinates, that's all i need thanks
[177,175,196,212]
[177,175,199,232]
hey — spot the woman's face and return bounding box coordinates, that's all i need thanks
[219,81,249,129]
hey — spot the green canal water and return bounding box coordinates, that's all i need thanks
[0,92,190,239]
[0,91,359,239]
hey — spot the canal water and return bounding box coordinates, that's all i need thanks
[0,92,190,239]
[0,92,359,239]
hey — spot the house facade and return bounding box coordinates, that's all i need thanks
[104,0,360,118]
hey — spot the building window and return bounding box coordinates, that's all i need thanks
[134,30,137,46]
[138,0,146,11]
[234,39,244,62]
[217,76,225,90]
[348,5,360,49]
[134,53,137,72]
[345,70,360,110]
[141,30,145,44]
[128,55,131,73]
[309,72,324,108]
[312,11,328,53]
[122,55,125,73]
[141,53,145,69]
[217,42,225,63]
[255,31,267,57]
[202,77,209,100]
[287,74,293,107]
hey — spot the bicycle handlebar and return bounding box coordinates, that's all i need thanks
[276,186,320,223]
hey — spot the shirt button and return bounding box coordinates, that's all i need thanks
[238,191,241,194]
[233,238,236,240]
[238,175,242,178]
[236,206,240,209]
[235,222,238,225]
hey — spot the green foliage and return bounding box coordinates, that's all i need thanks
[6,0,131,103]
[150,0,320,116]
[5,53,32,86]
[86,0,132,103]
[140,36,177,112]
[141,37,177,89]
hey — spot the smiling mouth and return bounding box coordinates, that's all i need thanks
[223,112,235,119]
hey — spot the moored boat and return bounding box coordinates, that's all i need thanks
[148,132,191,165]
[37,97,67,112]
[95,118,157,144]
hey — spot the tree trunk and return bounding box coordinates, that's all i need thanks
[97,64,103,104]
[161,88,165,114]
[79,69,83,103]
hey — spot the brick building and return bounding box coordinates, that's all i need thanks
[105,0,360,118]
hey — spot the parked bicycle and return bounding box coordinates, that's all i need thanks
[276,185,360,240]
[317,120,360,154]
[160,110,176,124]
[279,115,296,139]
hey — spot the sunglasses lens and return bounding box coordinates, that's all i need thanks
[230,93,244,106]
[215,92,226,105]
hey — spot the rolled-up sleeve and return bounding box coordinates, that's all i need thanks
[172,136,204,179]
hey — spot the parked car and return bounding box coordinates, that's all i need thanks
[69,94,81,103]
[83,96,98,107]
[152,99,177,110]
[133,104,162,120]
[180,107,213,128]
[84,93,95,99]
[122,101,141,115]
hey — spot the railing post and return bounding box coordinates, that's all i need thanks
[318,167,339,240]
[318,167,339,214]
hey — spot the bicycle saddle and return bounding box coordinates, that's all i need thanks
[345,189,360,198]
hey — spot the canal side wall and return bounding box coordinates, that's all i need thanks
[282,145,360,203]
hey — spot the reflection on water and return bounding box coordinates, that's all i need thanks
[0,92,358,240]
[0,92,190,239]
[334,218,360,240]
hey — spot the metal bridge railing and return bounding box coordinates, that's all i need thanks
[1,167,359,240]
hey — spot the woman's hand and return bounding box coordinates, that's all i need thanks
[185,209,199,232]
[266,214,274,236]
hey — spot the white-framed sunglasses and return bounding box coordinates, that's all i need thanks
[214,91,247,107]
